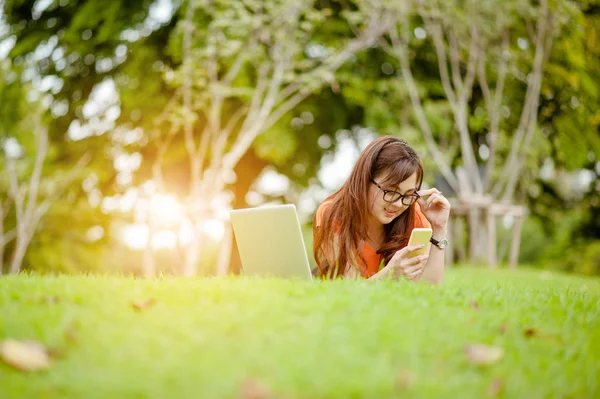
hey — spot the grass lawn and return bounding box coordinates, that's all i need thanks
[1,267,599,399]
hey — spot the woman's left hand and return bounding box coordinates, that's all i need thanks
[416,188,451,229]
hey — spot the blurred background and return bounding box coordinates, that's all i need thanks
[0,0,598,277]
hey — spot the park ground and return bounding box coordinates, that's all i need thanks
[1,267,599,399]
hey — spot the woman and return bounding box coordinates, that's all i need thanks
[313,136,450,283]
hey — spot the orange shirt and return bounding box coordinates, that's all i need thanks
[315,201,431,278]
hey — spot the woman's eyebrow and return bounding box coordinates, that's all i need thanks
[392,186,417,195]
[402,188,418,195]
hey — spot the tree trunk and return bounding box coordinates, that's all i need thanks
[142,222,156,278]
[0,205,4,274]
[509,215,525,268]
[182,222,203,277]
[215,222,233,276]
[9,229,31,274]
[486,210,497,267]
[467,207,480,263]
[142,244,156,278]
[227,149,269,275]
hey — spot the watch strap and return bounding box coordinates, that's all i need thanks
[430,236,447,249]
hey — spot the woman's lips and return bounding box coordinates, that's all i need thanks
[384,208,397,217]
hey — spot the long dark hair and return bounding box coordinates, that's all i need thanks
[313,136,424,278]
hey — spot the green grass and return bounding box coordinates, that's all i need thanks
[1,267,599,399]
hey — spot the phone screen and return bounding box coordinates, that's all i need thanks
[407,228,432,258]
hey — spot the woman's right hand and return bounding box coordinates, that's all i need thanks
[382,244,429,281]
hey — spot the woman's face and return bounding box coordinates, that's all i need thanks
[368,171,419,226]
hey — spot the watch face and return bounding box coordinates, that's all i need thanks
[439,239,448,249]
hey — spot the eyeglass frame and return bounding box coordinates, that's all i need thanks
[369,179,420,206]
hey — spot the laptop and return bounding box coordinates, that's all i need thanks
[230,204,313,280]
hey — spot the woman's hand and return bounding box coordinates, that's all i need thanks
[380,244,429,281]
[417,188,451,230]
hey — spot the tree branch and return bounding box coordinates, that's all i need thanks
[262,90,307,133]
[278,8,395,107]
[2,229,16,243]
[421,11,481,192]
[5,156,24,221]
[502,13,554,201]
[494,0,549,199]
[1,196,12,218]
[182,0,198,181]
[24,124,49,228]
[462,25,479,102]
[390,19,459,192]
[424,18,458,108]
[222,53,287,173]
[32,152,92,225]
[455,24,483,193]
[194,56,222,176]
[221,9,393,183]
[222,47,249,85]
[447,31,464,94]
[480,29,509,190]
[152,125,178,191]
[240,63,270,134]
[209,104,248,171]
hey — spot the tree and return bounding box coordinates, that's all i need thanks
[0,62,90,274]
[2,0,389,276]
[348,0,578,263]
[139,0,392,276]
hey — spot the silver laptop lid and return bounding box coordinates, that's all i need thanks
[230,204,313,280]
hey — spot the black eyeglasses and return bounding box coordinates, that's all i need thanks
[370,179,420,206]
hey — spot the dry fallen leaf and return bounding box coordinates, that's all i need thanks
[0,339,51,371]
[487,378,504,397]
[523,328,537,338]
[132,298,156,311]
[239,379,271,399]
[396,370,416,389]
[44,296,60,304]
[65,324,78,342]
[498,323,508,334]
[522,327,561,343]
[46,346,67,359]
[464,343,504,366]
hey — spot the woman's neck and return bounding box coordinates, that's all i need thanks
[366,215,385,247]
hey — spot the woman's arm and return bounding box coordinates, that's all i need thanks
[367,267,392,281]
[415,188,451,285]
[418,226,446,284]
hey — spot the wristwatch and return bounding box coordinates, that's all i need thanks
[430,237,448,249]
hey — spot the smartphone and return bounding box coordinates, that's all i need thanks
[407,228,432,258]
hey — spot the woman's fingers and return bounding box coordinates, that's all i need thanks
[404,259,428,280]
[427,193,442,208]
[405,266,424,280]
[393,244,426,260]
[401,255,428,269]
[417,188,443,197]
[403,263,424,275]
[417,188,449,209]
[406,270,422,280]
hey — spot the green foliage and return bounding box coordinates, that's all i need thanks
[538,205,600,276]
[2,0,599,275]
[538,5,600,171]
[0,62,27,137]
[1,268,599,398]
[23,198,111,274]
